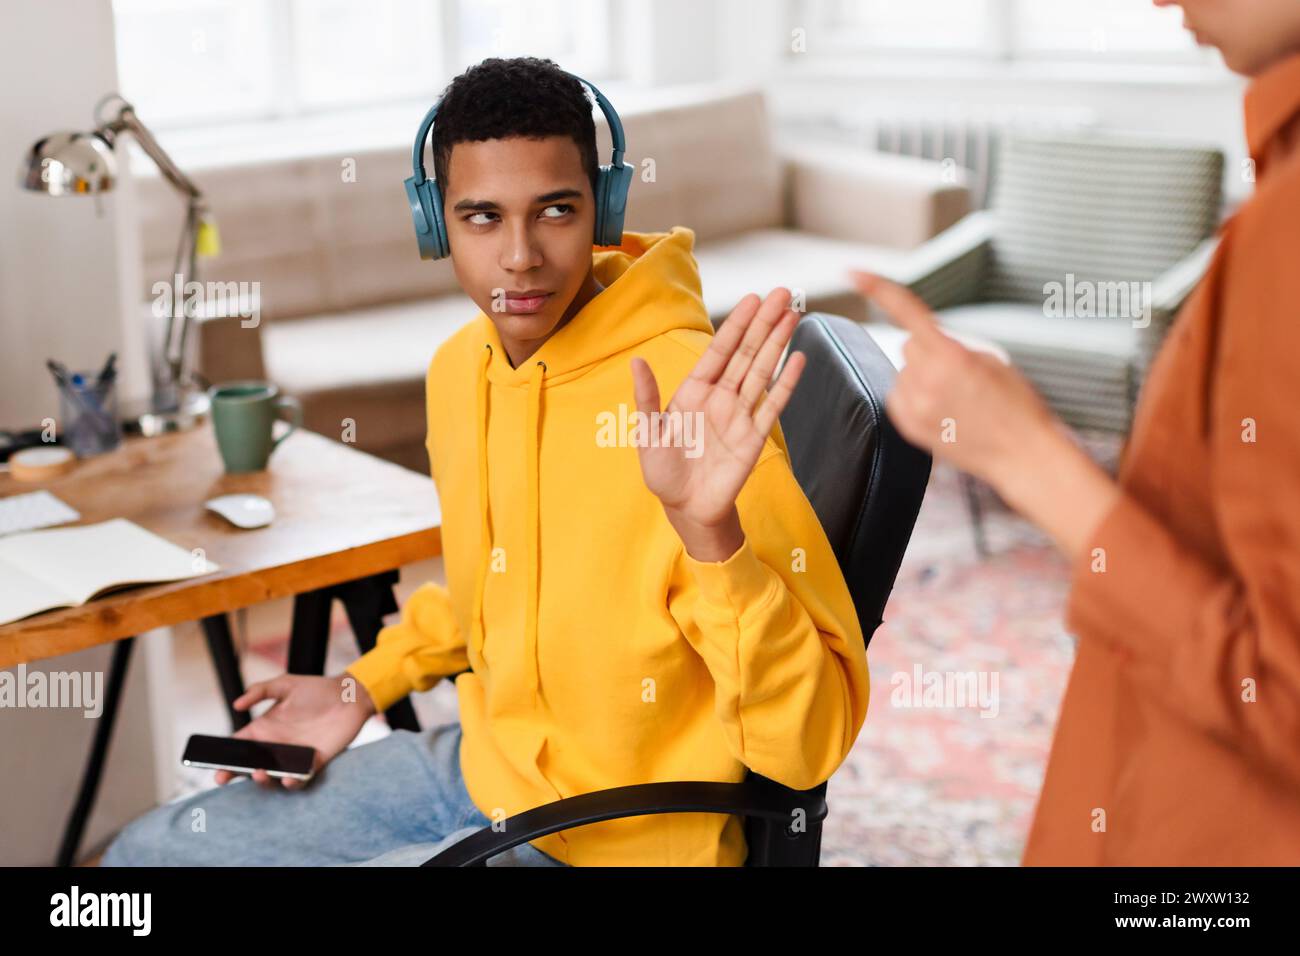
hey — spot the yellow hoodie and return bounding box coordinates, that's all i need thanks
[347,226,870,866]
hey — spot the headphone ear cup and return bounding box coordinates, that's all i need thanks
[593,163,632,247]
[427,180,450,259]
[405,177,451,259]
[593,167,609,246]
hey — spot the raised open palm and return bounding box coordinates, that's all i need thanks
[629,287,806,529]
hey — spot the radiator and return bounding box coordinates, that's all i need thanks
[786,106,1096,209]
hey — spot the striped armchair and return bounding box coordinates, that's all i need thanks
[889,134,1224,434]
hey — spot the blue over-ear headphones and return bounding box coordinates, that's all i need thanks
[403,71,633,260]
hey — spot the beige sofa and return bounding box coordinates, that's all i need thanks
[137,87,970,472]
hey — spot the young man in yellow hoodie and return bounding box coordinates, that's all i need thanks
[103,57,869,868]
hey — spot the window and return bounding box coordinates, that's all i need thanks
[112,0,618,131]
[1015,0,1197,57]
[113,0,278,127]
[792,0,1205,63]
[289,0,442,109]
[802,0,994,53]
[453,0,614,77]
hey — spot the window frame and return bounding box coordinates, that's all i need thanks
[111,0,620,134]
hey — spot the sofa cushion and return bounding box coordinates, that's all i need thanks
[782,143,972,249]
[138,150,466,324]
[263,295,472,456]
[611,88,785,243]
[694,229,908,325]
[937,302,1138,432]
[264,294,471,392]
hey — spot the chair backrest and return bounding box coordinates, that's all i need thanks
[982,133,1224,304]
[777,312,931,644]
[741,313,929,866]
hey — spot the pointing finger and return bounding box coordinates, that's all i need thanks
[849,270,947,345]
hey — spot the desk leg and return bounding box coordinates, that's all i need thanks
[287,589,332,675]
[56,637,134,867]
[338,573,421,734]
[285,575,420,734]
[200,614,249,731]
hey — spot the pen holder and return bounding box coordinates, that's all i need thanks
[59,372,123,458]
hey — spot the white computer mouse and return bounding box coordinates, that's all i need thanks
[205,493,275,529]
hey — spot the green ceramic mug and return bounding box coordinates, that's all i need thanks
[209,380,303,473]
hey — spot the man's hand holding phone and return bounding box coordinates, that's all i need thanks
[214,673,377,790]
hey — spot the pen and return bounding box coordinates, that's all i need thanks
[96,352,117,388]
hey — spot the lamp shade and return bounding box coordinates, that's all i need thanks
[20,131,117,196]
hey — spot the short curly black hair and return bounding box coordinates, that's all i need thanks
[430,57,599,199]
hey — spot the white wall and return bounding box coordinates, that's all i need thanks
[0,0,150,430]
[0,0,168,866]
[1,633,175,866]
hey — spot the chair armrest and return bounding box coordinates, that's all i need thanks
[881,210,996,311]
[780,142,973,250]
[1137,237,1220,381]
[420,776,828,867]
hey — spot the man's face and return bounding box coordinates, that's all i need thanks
[1153,0,1300,75]
[443,135,597,360]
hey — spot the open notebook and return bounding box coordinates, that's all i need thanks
[0,518,219,626]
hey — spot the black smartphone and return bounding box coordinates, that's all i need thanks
[182,734,317,782]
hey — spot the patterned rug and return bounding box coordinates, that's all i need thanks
[822,462,1080,866]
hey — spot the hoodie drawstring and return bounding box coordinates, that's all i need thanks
[473,343,545,710]
[472,345,492,666]
[524,357,545,708]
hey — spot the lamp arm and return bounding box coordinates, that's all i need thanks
[153,201,199,383]
[101,107,204,204]
[98,102,206,393]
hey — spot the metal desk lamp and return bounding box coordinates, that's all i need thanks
[19,93,218,433]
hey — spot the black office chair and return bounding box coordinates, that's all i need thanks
[423,312,932,867]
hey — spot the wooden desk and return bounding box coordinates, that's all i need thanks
[0,427,442,865]
[0,427,441,667]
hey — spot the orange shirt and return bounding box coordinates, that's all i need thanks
[1023,52,1300,866]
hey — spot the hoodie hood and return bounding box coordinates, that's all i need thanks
[471,227,711,707]
[478,226,712,385]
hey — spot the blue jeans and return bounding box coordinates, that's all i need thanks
[101,721,567,867]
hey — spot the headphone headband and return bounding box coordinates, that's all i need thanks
[409,72,626,186]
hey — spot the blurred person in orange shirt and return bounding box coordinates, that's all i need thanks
[853,0,1300,864]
